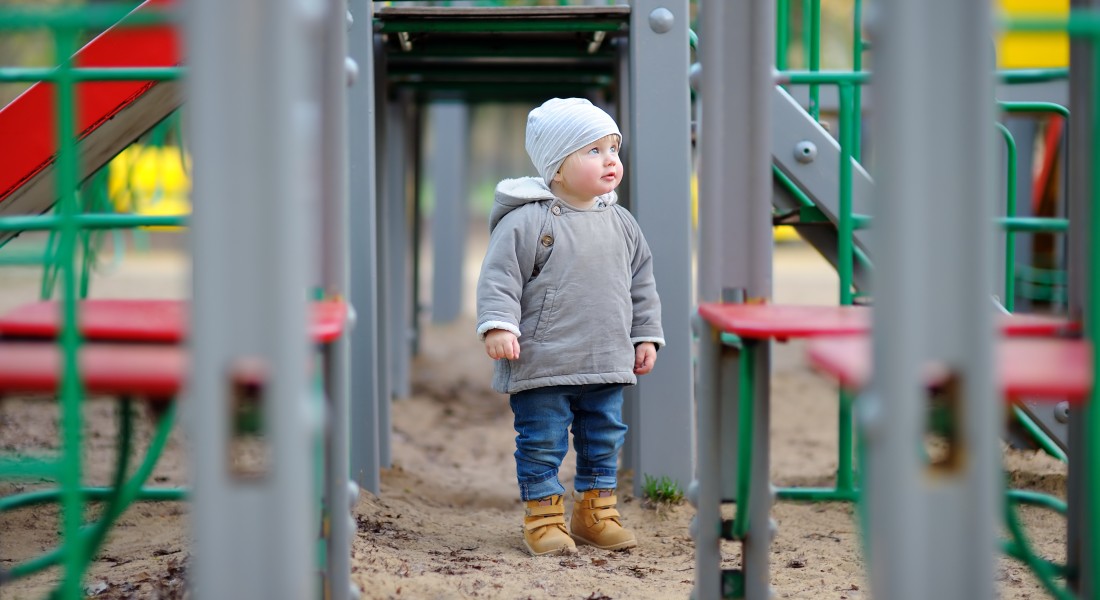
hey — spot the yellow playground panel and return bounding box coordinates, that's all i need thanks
[107,144,191,228]
[997,0,1069,69]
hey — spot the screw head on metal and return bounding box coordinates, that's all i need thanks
[346,57,360,87]
[686,480,700,508]
[649,7,675,34]
[348,480,361,511]
[1056,401,1070,423]
[794,140,818,164]
[689,62,703,93]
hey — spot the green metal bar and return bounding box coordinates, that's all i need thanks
[1011,406,1068,463]
[773,165,815,208]
[0,456,59,478]
[0,214,187,232]
[999,100,1070,119]
[377,20,625,34]
[53,28,84,600]
[0,487,187,512]
[1003,492,1075,600]
[387,79,615,93]
[40,224,60,300]
[800,0,811,69]
[776,0,789,71]
[1006,488,1069,514]
[1005,12,1100,36]
[778,70,870,85]
[733,342,756,540]
[8,402,179,582]
[79,399,136,570]
[689,28,697,52]
[996,122,1018,312]
[0,6,177,30]
[851,0,863,161]
[0,67,184,83]
[1017,263,1068,284]
[808,0,820,119]
[776,486,859,501]
[998,68,1070,84]
[837,82,854,306]
[997,216,1069,232]
[835,389,856,494]
[1088,40,1100,594]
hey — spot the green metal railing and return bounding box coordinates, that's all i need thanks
[0,5,183,598]
[997,101,1071,313]
[1003,12,1100,599]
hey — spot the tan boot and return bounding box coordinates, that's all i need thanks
[522,495,578,556]
[570,489,637,550]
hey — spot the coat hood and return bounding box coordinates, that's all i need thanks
[488,176,618,233]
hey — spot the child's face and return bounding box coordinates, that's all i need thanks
[555,134,623,201]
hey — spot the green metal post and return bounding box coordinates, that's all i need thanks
[733,341,756,539]
[53,26,85,600]
[838,82,854,306]
[1088,36,1100,600]
[851,0,862,160]
[808,0,820,119]
[996,122,1018,312]
[776,0,789,70]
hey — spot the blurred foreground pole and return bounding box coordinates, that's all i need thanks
[867,0,999,598]
[187,0,319,597]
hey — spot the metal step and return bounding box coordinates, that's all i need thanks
[771,85,873,293]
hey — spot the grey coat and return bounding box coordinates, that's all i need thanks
[475,177,665,394]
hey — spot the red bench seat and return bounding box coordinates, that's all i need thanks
[0,298,347,344]
[806,336,1091,403]
[697,303,1076,341]
[0,342,183,399]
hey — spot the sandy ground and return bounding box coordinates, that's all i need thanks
[0,231,1070,599]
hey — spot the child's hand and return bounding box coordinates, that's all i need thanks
[485,329,520,360]
[634,342,657,375]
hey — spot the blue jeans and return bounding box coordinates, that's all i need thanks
[509,383,627,501]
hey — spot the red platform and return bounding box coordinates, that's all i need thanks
[0,342,183,399]
[806,336,1092,402]
[0,299,347,344]
[697,303,1076,341]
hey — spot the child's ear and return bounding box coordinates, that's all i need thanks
[553,169,564,183]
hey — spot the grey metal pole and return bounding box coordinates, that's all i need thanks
[694,2,774,597]
[698,1,774,305]
[429,102,470,324]
[1066,0,1095,594]
[320,1,355,599]
[383,96,412,399]
[186,0,318,597]
[627,0,694,496]
[690,316,721,600]
[868,0,998,597]
[348,0,382,494]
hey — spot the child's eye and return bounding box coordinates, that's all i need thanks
[609,146,618,153]
[588,147,600,155]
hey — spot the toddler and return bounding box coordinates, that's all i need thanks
[475,98,664,556]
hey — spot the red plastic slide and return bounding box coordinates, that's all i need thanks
[0,0,180,242]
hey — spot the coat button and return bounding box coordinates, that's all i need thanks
[551,205,562,216]
[540,234,554,247]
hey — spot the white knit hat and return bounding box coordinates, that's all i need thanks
[525,98,622,185]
